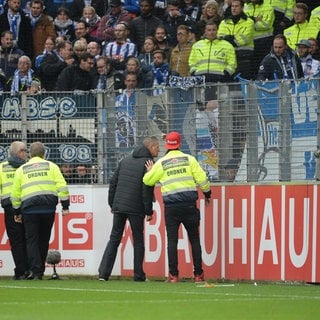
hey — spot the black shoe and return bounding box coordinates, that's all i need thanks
[26,272,42,280]
[12,274,27,280]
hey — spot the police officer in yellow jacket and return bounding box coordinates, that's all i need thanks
[0,141,28,279]
[189,21,237,100]
[189,21,237,82]
[284,3,318,50]
[11,141,70,280]
[143,132,211,283]
[218,0,255,79]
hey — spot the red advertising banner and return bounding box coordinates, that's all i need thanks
[1,184,319,282]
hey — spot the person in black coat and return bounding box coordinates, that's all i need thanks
[39,40,74,91]
[98,136,160,282]
[130,0,162,53]
[55,51,95,91]
[71,0,106,22]
[257,34,304,81]
[0,0,33,58]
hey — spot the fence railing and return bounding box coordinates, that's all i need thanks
[1,77,319,183]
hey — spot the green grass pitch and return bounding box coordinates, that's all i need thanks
[0,278,319,320]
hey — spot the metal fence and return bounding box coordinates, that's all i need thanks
[0,77,319,183]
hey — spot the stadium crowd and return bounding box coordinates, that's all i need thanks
[0,0,319,93]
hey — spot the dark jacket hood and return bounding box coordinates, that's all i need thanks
[8,156,26,168]
[132,145,152,159]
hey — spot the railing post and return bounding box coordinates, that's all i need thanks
[278,81,292,181]
[247,82,259,182]
[20,93,28,143]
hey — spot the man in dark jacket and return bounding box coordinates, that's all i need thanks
[257,34,304,80]
[55,52,95,91]
[39,40,74,91]
[98,136,160,282]
[0,0,33,58]
[130,0,162,53]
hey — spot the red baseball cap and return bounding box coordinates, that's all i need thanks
[165,131,181,150]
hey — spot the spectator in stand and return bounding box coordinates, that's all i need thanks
[284,3,318,51]
[60,163,77,184]
[30,0,56,58]
[79,5,101,38]
[56,51,95,91]
[87,40,101,60]
[96,0,132,43]
[123,0,140,18]
[95,55,121,90]
[169,24,192,77]
[153,0,167,21]
[71,0,106,22]
[197,0,222,37]
[43,0,73,19]
[124,56,154,89]
[218,0,254,80]
[163,0,195,47]
[74,165,91,183]
[53,7,76,42]
[6,55,41,93]
[0,0,33,58]
[130,0,162,53]
[39,40,74,91]
[256,34,304,81]
[180,0,202,22]
[34,35,55,70]
[114,72,138,147]
[151,49,169,92]
[244,0,275,79]
[72,39,88,63]
[0,30,24,79]
[309,37,320,60]
[74,20,100,44]
[269,0,295,36]
[103,22,137,71]
[218,0,232,18]
[138,36,159,72]
[154,25,171,61]
[296,39,320,78]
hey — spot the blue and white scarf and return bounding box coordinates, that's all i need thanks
[11,68,33,94]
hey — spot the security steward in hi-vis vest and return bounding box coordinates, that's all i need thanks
[143,131,211,283]
[0,141,28,279]
[11,141,70,280]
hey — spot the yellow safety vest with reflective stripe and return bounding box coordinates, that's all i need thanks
[189,38,237,76]
[143,150,210,206]
[244,2,275,39]
[0,161,17,207]
[284,21,318,50]
[218,16,255,51]
[268,0,294,20]
[11,156,69,211]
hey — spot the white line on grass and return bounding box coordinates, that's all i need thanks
[0,285,320,301]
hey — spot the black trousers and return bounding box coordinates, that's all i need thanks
[165,205,203,276]
[23,213,55,277]
[98,213,145,281]
[4,206,28,277]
